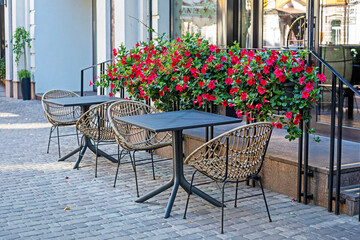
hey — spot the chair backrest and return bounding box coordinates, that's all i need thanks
[184,122,273,182]
[41,89,81,125]
[108,100,168,150]
[76,100,117,141]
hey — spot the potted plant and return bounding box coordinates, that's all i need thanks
[11,27,32,100]
[97,34,324,141]
[0,57,5,85]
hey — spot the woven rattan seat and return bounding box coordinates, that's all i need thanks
[76,100,118,177]
[108,100,172,197]
[42,89,82,157]
[183,122,273,233]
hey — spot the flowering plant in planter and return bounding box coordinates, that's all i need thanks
[226,44,325,141]
[97,34,324,141]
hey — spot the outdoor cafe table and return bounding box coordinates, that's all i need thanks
[116,110,242,218]
[44,95,120,169]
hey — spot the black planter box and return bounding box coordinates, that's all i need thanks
[21,78,31,100]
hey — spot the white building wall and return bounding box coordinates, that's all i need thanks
[113,0,169,49]
[33,0,92,93]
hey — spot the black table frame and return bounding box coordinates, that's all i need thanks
[118,110,242,218]
[44,96,119,169]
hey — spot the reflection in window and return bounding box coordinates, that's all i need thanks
[240,0,252,48]
[318,0,360,129]
[263,0,306,48]
[331,20,341,45]
[173,0,217,44]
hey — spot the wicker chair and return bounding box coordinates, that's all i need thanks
[108,100,172,197]
[76,100,118,177]
[183,122,273,234]
[42,89,82,158]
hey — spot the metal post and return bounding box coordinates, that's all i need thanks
[335,81,344,215]
[149,0,153,41]
[303,115,310,205]
[297,112,303,203]
[307,0,314,51]
[80,70,84,96]
[328,73,337,212]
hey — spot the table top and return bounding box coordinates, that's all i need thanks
[43,95,119,107]
[116,110,242,132]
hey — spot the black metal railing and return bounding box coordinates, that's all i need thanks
[310,50,360,216]
[80,59,125,98]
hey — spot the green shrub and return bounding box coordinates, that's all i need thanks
[0,58,5,80]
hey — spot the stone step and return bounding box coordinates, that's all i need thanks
[337,184,360,216]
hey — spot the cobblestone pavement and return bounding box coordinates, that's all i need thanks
[0,97,359,240]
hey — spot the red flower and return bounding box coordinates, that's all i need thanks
[280,55,288,63]
[222,100,228,107]
[236,110,242,117]
[185,50,191,57]
[195,53,201,58]
[109,92,114,97]
[159,91,164,96]
[199,81,205,87]
[317,73,326,82]
[208,81,216,90]
[286,112,293,119]
[306,67,313,73]
[89,81,94,86]
[209,45,216,52]
[263,66,270,74]
[257,86,266,95]
[299,77,306,85]
[163,86,169,92]
[110,83,115,89]
[176,85,184,92]
[221,56,227,62]
[255,103,262,110]
[240,91,247,101]
[302,90,310,99]
[230,87,239,95]
[225,77,233,85]
[246,112,253,121]
[183,76,189,83]
[235,78,241,85]
[206,55,215,62]
[276,122,283,129]
[278,75,286,83]
[305,82,313,91]
[112,48,117,56]
[247,78,255,86]
[260,79,268,86]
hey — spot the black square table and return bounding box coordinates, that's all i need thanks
[116,109,242,218]
[44,95,120,169]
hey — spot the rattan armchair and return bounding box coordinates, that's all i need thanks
[183,122,273,234]
[76,100,118,177]
[108,100,172,197]
[42,89,82,158]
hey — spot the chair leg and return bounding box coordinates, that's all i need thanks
[130,151,140,197]
[151,150,155,180]
[258,176,272,222]
[234,180,239,208]
[76,129,80,146]
[47,126,55,154]
[56,126,61,158]
[221,181,227,234]
[113,150,124,187]
[183,170,197,219]
[95,141,99,178]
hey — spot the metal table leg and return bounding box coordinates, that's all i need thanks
[135,130,222,218]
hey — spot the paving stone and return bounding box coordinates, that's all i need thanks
[0,97,359,239]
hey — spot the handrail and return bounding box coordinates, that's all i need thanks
[80,59,115,96]
[310,50,360,96]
